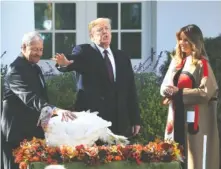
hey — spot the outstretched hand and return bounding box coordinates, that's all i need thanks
[51,53,73,66]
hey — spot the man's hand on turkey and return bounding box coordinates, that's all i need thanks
[51,53,73,66]
[45,110,129,147]
[39,107,77,130]
[55,108,77,122]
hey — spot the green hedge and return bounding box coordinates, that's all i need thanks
[46,72,77,110]
[134,73,167,143]
[204,36,221,169]
[204,36,221,116]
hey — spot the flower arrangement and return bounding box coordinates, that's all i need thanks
[13,137,184,169]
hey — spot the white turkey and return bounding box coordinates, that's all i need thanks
[44,110,129,147]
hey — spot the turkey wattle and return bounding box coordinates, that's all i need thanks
[44,110,129,147]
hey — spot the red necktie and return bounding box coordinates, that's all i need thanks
[103,50,114,82]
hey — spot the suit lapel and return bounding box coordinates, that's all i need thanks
[18,54,48,101]
[35,65,46,89]
[90,43,100,53]
[19,54,47,89]
[35,66,48,100]
[90,43,105,65]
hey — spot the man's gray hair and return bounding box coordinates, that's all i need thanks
[22,31,43,46]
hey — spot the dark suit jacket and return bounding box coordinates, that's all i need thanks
[57,43,141,135]
[1,54,50,143]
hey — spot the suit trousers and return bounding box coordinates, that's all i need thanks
[106,83,118,134]
[2,138,20,169]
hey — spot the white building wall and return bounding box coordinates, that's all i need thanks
[1,1,34,65]
[157,1,221,55]
[1,1,221,67]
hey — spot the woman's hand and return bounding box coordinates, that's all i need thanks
[162,97,172,105]
[163,85,179,98]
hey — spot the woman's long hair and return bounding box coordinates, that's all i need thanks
[175,24,208,64]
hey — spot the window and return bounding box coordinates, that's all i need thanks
[34,2,76,59]
[97,2,142,59]
[34,1,156,68]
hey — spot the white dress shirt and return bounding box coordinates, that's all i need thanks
[95,44,116,82]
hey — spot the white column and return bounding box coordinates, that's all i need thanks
[85,2,97,43]
[76,1,88,44]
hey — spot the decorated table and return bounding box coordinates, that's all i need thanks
[28,161,181,169]
[13,138,184,169]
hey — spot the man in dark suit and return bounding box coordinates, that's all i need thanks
[53,18,141,137]
[1,31,76,169]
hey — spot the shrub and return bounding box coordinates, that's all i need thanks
[158,51,173,84]
[204,35,221,169]
[133,72,167,143]
[204,35,221,115]
[46,72,77,110]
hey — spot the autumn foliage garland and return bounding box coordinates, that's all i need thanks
[13,137,184,169]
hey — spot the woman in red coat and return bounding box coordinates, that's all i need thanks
[161,24,219,169]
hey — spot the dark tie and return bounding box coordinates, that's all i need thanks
[103,50,114,82]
